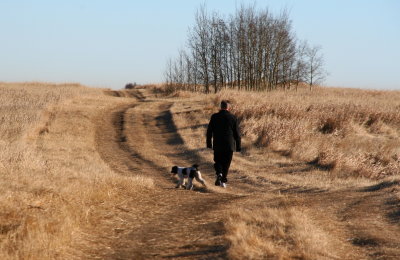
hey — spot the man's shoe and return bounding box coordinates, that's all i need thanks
[220,182,227,188]
[215,173,222,186]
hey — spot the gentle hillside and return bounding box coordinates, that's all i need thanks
[0,83,399,259]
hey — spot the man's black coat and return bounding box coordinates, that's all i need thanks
[206,110,241,152]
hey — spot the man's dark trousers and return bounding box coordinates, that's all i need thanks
[207,109,241,184]
[214,150,233,183]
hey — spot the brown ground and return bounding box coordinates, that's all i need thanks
[95,88,400,259]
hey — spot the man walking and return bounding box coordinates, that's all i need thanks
[206,100,241,188]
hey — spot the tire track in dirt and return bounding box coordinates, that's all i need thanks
[96,89,240,259]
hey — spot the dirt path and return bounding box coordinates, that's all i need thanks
[95,88,400,259]
[96,89,241,259]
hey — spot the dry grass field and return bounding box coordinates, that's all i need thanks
[0,83,153,259]
[1,82,399,259]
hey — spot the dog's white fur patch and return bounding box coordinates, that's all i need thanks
[172,166,206,190]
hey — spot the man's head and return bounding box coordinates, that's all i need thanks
[220,100,231,111]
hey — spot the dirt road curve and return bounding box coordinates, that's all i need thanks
[96,89,400,259]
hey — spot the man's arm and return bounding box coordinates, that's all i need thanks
[206,116,213,149]
[233,117,241,152]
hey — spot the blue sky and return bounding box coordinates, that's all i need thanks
[0,0,399,90]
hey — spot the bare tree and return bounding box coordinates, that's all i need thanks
[164,58,174,89]
[292,40,308,91]
[305,44,326,89]
[191,5,211,93]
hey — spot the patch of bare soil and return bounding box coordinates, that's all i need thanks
[96,89,400,259]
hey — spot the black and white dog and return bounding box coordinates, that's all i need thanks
[170,164,206,190]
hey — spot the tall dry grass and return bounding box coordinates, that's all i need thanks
[214,87,400,179]
[0,83,152,259]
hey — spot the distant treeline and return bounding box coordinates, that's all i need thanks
[165,5,326,93]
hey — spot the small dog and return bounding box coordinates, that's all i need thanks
[170,164,206,190]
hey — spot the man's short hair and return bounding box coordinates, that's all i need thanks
[220,100,230,109]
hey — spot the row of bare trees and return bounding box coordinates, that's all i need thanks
[165,5,326,93]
